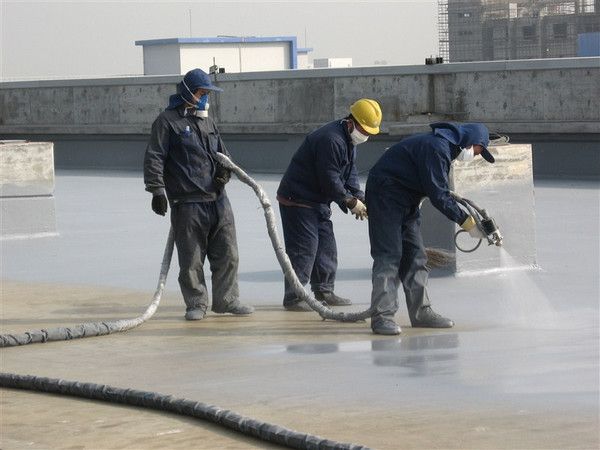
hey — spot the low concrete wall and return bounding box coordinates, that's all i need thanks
[0,141,57,239]
[0,58,598,178]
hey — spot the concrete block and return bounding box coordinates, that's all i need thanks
[421,144,536,273]
[0,140,57,239]
[0,141,54,196]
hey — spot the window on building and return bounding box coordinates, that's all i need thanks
[523,25,536,40]
[553,23,568,39]
[458,12,472,18]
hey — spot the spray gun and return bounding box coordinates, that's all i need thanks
[451,192,503,253]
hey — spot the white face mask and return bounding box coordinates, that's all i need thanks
[350,127,369,146]
[456,146,475,162]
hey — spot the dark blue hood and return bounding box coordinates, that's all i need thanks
[431,122,490,148]
[167,93,186,110]
[430,122,494,163]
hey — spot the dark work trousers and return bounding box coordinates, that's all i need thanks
[279,203,337,305]
[366,176,431,322]
[170,195,240,313]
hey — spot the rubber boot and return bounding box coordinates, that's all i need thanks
[371,317,401,335]
[314,291,352,306]
[185,307,207,321]
[410,306,454,328]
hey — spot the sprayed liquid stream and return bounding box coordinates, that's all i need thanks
[496,247,560,328]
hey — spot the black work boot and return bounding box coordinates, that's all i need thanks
[371,317,401,335]
[411,306,454,328]
[314,291,352,306]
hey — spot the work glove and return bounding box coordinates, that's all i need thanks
[214,165,231,189]
[347,198,368,220]
[461,215,485,239]
[151,194,168,216]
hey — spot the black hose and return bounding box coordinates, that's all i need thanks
[0,373,370,450]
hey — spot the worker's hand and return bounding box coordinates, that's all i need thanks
[214,166,231,189]
[151,194,168,216]
[461,215,485,239]
[350,199,368,220]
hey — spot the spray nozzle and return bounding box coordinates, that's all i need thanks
[451,193,503,252]
[480,217,503,247]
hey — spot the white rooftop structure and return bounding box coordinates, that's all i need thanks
[135,36,313,75]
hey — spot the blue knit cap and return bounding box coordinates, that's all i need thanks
[167,68,223,109]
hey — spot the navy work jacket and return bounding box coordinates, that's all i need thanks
[144,106,229,203]
[277,120,364,209]
[368,122,489,225]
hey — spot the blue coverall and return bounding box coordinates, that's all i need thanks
[277,120,364,306]
[366,122,489,323]
[144,100,240,314]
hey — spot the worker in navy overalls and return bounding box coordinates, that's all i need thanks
[144,69,254,321]
[367,122,494,335]
[277,99,382,311]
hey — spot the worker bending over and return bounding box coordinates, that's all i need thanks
[366,122,493,335]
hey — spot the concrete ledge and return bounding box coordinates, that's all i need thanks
[2,57,598,87]
[3,120,598,137]
[0,141,56,239]
[0,141,55,195]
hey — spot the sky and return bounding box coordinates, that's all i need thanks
[0,0,439,80]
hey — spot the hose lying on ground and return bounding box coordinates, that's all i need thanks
[0,373,370,450]
[0,228,175,348]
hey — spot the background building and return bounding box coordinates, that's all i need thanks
[135,36,313,75]
[439,0,600,62]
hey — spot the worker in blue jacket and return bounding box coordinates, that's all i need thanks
[366,122,494,335]
[144,68,254,321]
[277,99,382,311]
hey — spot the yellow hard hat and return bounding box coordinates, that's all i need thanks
[350,99,382,135]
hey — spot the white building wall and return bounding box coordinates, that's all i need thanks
[143,45,181,75]
[180,43,289,74]
[179,45,241,74]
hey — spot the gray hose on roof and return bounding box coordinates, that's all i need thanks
[215,153,372,322]
[0,154,371,348]
[0,373,370,450]
[0,228,175,347]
